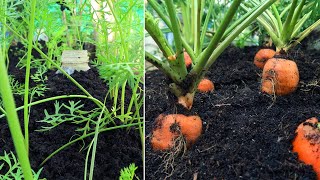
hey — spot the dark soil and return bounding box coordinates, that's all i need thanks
[0,43,143,179]
[145,37,320,179]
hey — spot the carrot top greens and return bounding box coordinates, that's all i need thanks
[146,0,276,109]
[242,0,320,52]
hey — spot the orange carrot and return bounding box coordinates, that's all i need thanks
[151,114,202,151]
[178,93,194,110]
[292,117,320,180]
[254,49,276,69]
[261,58,299,95]
[179,115,202,146]
[184,52,192,68]
[198,78,214,93]
[151,114,179,151]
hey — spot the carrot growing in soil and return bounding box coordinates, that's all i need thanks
[242,0,320,96]
[184,51,192,68]
[253,49,275,69]
[292,117,320,180]
[151,114,202,151]
[168,51,192,68]
[261,58,299,95]
[146,0,276,109]
[197,78,214,93]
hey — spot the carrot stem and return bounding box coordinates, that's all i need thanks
[192,0,243,75]
[280,0,298,44]
[145,11,174,58]
[147,0,195,62]
[0,8,33,178]
[193,0,201,56]
[164,0,188,81]
[23,0,37,156]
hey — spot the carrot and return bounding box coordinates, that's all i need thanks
[254,49,276,69]
[261,58,299,96]
[167,52,192,68]
[178,92,194,110]
[179,115,202,146]
[151,114,202,151]
[151,114,179,150]
[292,117,320,180]
[184,52,192,68]
[197,78,214,93]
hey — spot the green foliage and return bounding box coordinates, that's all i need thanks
[0,71,47,107]
[97,63,139,90]
[1,0,144,178]
[242,0,320,51]
[37,100,105,135]
[119,163,138,180]
[0,151,45,180]
[8,75,24,96]
[4,65,48,98]
[234,26,259,48]
[146,0,276,105]
[29,65,49,98]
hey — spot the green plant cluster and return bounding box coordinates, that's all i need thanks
[1,0,144,179]
[0,151,45,180]
[119,163,139,180]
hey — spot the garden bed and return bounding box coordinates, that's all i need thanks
[145,41,320,179]
[0,44,143,179]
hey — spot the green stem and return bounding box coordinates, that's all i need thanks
[288,0,306,36]
[23,0,37,155]
[189,0,276,93]
[145,11,174,58]
[251,0,279,36]
[106,0,129,62]
[281,0,298,44]
[165,0,183,56]
[125,77,141,125]
[0,106,6,115]
[192,0,243,75]
[0,37,33,180]
[164,0,187,81]
[147,0,195,61]
[120,81,126,120]
[193,0,201,56]
[145,51,181,82]
[180,2,190,43]
[291,11,312,38]
[4,24,96,104]
[271,4,282,32]
[205,0,277,70]
[84,140,93,180]
[134,96,144,164]
[241,4,282,48]
[40,122,143,167]
[0,95,105,120]
[288,18,320,50]
[1,0,6,62]
[89,96,107,180]
[200,0,214,50]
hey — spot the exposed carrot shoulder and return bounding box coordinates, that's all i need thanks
[254,49,276,69]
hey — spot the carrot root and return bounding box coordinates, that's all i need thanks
[261,58,299,96]
[293,117,320,180]
[254,49,276,69]
[197,78,214,93]
[151,114,202,151]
